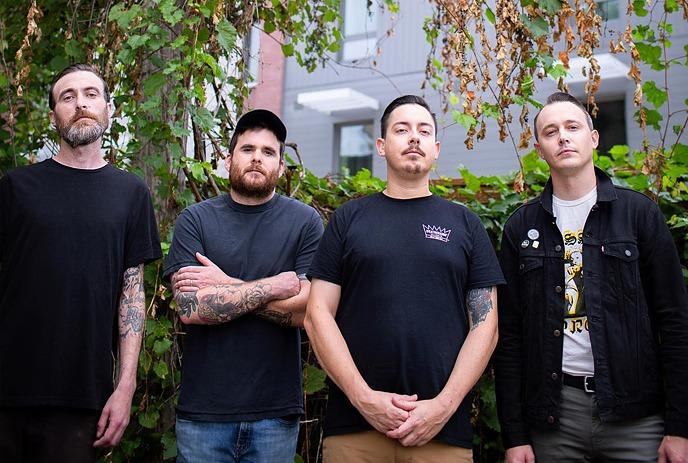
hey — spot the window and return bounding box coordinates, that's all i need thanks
[596,0,620,20]
[341,0,379,61]
[592,99,626,156]
[336,122,375,174]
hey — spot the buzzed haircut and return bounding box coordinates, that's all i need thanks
[228,121,286,158]
[49,63,110,110]
[380,95,437,139]
[533,92,594,141]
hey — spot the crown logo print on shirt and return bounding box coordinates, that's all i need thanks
[423,224,452,242]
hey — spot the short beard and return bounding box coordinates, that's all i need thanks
[55,111,108,148]
[229,164,280,200]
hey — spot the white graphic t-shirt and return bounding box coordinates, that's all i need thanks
[553,187,597,376]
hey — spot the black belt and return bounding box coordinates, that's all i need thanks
[563,373,595,393]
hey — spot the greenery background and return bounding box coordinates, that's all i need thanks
[1,0,686,461]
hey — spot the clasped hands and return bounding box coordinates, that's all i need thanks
[353,388,453,447]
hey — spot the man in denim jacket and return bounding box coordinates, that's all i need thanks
[496,92,688,462]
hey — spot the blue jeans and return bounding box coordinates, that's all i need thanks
[176,416,299,463]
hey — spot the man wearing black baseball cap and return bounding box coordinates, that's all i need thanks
[164,109,324,462]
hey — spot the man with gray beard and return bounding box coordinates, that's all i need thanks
[164,109,323,462]
[0,64,162,462]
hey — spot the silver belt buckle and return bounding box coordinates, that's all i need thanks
[584,376,594,393]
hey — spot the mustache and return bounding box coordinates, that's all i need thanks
[69,110,101,125]
[244,165,267,175]
[402,145,426,157]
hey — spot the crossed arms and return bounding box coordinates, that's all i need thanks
[171,252,308,327]
[304,279,498,447]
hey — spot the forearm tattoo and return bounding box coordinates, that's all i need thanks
[176,292,199,318]
[255,307,294,326]
[119,266,145,339]
[176,282,274,324]
[466,287,493,329]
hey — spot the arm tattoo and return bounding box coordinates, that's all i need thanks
[119,265,145,339]
[466,287,493,329]
[255,307,294,326]
[176,282,275,324]
[176,292,199,318]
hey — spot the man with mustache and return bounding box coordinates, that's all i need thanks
[0,63,162,462]
[305,95,504,461]
[496,92,688,462]
[164,109,323,462]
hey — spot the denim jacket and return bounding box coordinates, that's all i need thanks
[495,168,688,449]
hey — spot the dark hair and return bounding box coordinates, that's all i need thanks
[49,63,110,110]
[533,92,593,141]
[380,95,437,139]
[228,120,286,158]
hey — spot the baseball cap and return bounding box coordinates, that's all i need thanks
[230,109,287,148]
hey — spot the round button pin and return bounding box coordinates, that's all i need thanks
[521,240,530,248]
[528,229,540,240]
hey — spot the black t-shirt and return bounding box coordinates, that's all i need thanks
[0,158,162,410]
[308,192,504,447]
[163,193,323,421]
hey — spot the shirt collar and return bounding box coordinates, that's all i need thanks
[540,166,617,215]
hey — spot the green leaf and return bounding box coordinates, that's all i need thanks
[192,107,215,131]
[481,102,501,119]
[639,108,663,130]
[153,338,172,355]
[632,25,649,41]
[161,431,177,460]
[264,20,276,34]
[485,7,496,24]
[596,155,613,170]
[127,34,148,50]
[200,52,221,77]
[548,63,568,79]
[449,92,459,106]
[537,0,561,15]
[160,0,182,26]
[665,0,678,12]
[49,55,70,72]
[281,42,295,57]
[216,19,237,54]
[452,110,477,130]
[460,167,481,192]
[120,436,141,456]
[521,15,549,38]
[140,350,152,373]
[635,43,662,69]
[633,0,648,16]
[189,161,207,181]
[624,173,650,191]
[303,363,327,394]
[108,3,141,29]
[170,122,190,138]
[64,40,85,60]
[672,144,688,164]
[138,409,160,429]
[642,81,667,108]
[153,360,169,379]
[143,72,166,97]
[608,145,629,160]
